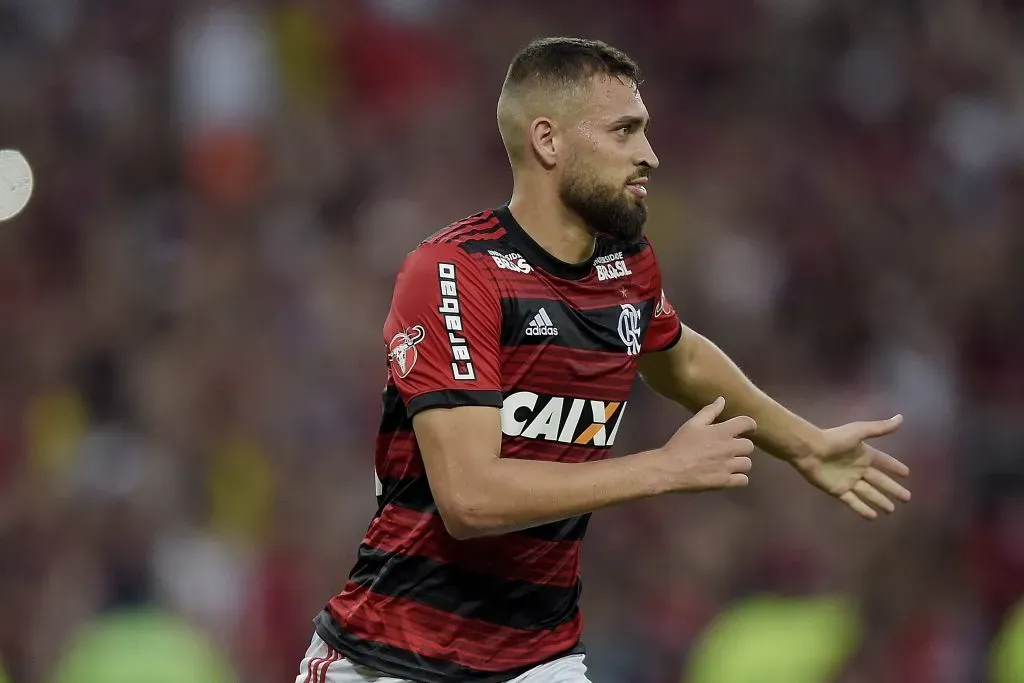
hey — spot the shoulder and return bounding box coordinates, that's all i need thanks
[421,209,506,249]
[396,210,508,286]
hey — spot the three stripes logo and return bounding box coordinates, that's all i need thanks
[525,307,559,337]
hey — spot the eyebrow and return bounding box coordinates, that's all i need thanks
[609,115,650,132]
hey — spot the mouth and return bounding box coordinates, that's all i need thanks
[626,178,648,198]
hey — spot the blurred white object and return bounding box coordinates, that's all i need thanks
[174,2,275,135]
[153,530,253,639]
[0,149,34,221]
[934,96,1022,174]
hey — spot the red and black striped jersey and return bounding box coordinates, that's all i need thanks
[315,205,683,682]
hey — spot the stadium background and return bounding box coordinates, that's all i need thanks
[1,0,1023,681]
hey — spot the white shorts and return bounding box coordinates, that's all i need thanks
[296,633,591,683]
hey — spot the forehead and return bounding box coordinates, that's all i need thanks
[576,74,648,123]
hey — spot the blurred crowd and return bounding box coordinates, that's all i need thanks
[1,0,1023,682]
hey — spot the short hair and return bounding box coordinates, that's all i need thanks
[502,37,641,93]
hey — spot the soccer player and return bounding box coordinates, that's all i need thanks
[295,37,912,683]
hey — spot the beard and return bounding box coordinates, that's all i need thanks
[558,157,648,243]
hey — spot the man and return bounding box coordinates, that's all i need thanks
[295,37,912,683]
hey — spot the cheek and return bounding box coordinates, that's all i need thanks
[575,125,604,154]
[577,144,621,176]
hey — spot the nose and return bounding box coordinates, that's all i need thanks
[638,133,659,170]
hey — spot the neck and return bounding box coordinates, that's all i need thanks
[507,179,595,265]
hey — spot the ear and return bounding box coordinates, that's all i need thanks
[528,117,558,169]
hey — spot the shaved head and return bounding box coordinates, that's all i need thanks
[497,37,641,166]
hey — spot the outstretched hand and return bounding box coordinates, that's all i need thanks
[793,415,912,520]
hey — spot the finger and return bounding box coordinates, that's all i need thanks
[853,480,896,514]
[717,415,758,437]
[692,397,726,425]
[732,439,755,457]
[728,473,749,487]
[850,414,904,440]
[865,467,912,502]
[867,446,910,478]
[840,491,878,520]
[732,456,753,473]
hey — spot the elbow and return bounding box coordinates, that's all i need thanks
[442,519,484,541]
[435,491,494,540]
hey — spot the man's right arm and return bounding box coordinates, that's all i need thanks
[414,400,755,540]
[414,405,646,538]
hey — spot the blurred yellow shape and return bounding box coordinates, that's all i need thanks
[991,599,1024,683]
[272,5,333,106]
[26,388,88,476]
[686,594,860,683]
[207,433,274,543]
[51,608,235,683]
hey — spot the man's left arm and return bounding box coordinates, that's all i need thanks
[638,323,912,519]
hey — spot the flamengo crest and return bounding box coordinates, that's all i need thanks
[618,303,642,355]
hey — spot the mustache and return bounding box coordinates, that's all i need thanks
[627,169,651,183]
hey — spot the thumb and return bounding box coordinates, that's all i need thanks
[692,397,726,425]
[851,414,904,440]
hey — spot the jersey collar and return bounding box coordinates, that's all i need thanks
[494,204,597,281]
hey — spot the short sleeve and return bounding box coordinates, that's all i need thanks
[644,288,683,353]
[642,245,683,354]
[384,243,503,417]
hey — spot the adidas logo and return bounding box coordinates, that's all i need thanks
[526,308,559,337]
